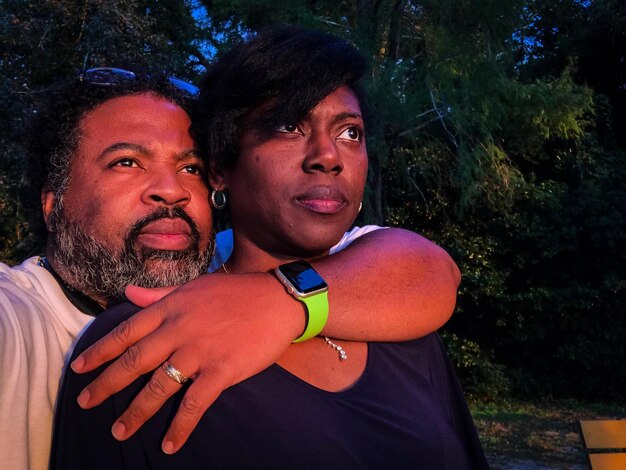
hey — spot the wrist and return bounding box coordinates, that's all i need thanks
[263,272,307,341]
[274,261,329,343]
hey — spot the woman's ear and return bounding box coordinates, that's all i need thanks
[41,190,55,231]
[208,161,226,191]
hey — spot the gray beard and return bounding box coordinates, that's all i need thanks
[47,201,212,303]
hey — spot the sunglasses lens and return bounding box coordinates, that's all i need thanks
[168,77,200,97]
[82,68,198,98]
[83,67,137,86]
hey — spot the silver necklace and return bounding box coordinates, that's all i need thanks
[324,336,348,361]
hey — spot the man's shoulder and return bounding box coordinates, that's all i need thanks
[0,257,43,301]
[0,257,90,338]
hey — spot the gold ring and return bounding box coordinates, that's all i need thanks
[162,361,189,385]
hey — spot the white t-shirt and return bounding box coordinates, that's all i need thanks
[0,257,90,470]
[0,226,381,470]
[208,225,383,272]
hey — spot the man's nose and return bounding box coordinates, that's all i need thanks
[302,132,343,174]
[141,169,191,206]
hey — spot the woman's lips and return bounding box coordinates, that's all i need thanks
[136,219,192,250]
[295,187,347,214]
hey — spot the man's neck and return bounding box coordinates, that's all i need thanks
[40,255,107,316]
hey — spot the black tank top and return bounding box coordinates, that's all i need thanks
[52,302,488,469]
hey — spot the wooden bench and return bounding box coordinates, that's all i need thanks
[580,420,626,470]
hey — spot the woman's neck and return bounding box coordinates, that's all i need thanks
[225,234,329,274]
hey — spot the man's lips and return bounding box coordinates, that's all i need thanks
[135,218,192,250]
[295,187,348,215]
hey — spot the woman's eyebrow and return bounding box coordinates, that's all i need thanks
[330,112,363,125]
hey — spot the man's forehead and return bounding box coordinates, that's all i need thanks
[80,92,188,126]
[75,93,194,152]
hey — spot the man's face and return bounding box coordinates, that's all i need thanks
[44,93,212,304]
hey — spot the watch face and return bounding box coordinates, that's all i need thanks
[278,261,328,295]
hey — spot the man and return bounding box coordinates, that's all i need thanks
[0,69,459,470]
[0,70,212,470]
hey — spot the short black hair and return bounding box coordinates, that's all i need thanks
[23,71,197,245]
[192,25,368,172]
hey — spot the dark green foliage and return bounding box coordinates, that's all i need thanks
[1,0,623,400]
[442,332,511,402]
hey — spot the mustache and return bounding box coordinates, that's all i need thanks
[127,206,201,249]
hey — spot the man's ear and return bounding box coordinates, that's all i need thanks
[41,190,55,231]
[208,161,226,191]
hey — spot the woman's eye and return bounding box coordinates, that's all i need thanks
[275,123,300,134]
[338,126,363,142]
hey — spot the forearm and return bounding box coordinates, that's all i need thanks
[263,227,460,342]
[312,228,459,341]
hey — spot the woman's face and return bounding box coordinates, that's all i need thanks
[216,85,368,258]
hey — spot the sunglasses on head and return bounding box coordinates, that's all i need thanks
[79,67,199,98]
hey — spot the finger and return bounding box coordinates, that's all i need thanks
[72,306,164,373]
[161,371,231,454]
[77,325,182,408]
[125,285,177,308]
[109,360,190,441]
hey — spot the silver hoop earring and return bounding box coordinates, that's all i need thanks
[211,189,227,210]
[358,202,363,213]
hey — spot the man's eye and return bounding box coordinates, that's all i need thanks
[110,158,138,168]
[275,123,300,134]
[337,126,363,142]
[181,164,203,175]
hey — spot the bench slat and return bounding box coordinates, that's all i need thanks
[581,420,626,449]
[588,453,626,470]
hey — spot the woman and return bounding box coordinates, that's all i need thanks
[52,27,487,469]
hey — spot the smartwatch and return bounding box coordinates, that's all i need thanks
[274,261,329,343]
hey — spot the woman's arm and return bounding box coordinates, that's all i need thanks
[315,227,460,340]
[71,228,460,453]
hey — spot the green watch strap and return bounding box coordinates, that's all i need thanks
[292,291,329,343]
